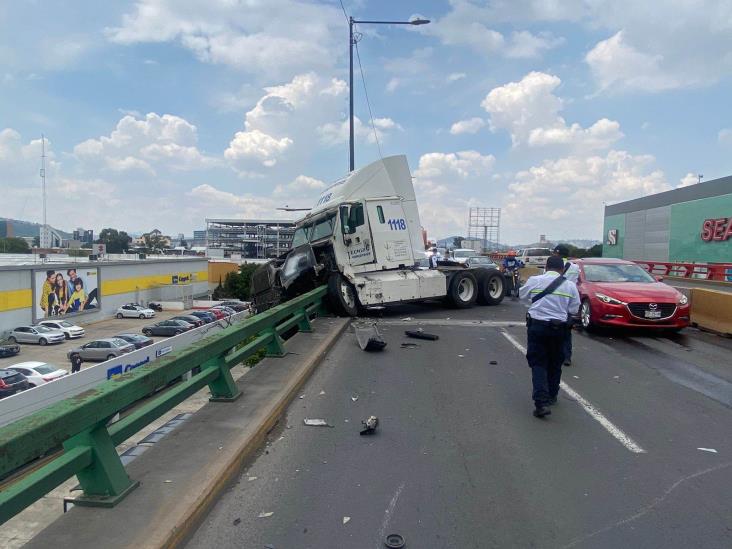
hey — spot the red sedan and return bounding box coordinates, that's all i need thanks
[575,258,690,331]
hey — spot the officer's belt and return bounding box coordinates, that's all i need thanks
[526,316,568,328]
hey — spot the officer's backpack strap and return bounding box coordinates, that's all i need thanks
[531,275,566,303]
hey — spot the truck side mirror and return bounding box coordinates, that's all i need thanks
[340,205,353,235]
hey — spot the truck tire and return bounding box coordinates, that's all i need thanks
[477,271,505,305]
[446,271,478,308]
[327,273,359,317]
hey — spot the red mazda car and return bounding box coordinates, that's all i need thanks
[575,258,690,331]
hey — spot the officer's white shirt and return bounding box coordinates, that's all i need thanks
[519,270,580,321]
[563,259,580,283]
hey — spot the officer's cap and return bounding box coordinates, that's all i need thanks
[553,244,570,256]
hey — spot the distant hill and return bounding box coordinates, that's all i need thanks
[0,217,72,239]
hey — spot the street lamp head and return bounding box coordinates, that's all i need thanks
[409,18,431,25]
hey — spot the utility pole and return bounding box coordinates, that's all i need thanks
[40,134,48,248]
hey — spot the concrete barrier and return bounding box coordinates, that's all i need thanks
[690,288,732,336]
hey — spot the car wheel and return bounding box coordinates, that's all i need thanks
[39,338,48,346]
[477,271,505,305]
[447,271,478,308]
[327,273,359,317]
[8,336,16,344]
[139,314,145,319]
[107,354,116,361]
[116,313,123,319]
[64,332,70,339]
[143,329,152,336]
[580,299,594,331]
[175,330,183,335]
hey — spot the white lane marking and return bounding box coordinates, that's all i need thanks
[375,482,405,548]
[500,330,646,454]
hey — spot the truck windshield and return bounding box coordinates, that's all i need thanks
[292,214,336,246]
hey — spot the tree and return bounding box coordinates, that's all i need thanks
[32,236,40,247]
[218,264,261,301]
[0,237,31,253]
[143,230,168,252]
[97,228,132,254]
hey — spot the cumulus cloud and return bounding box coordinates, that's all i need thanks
[273,174,327,202]
[481,71,623,149]
[107,0,341,79]
[448,72,467,82]
[318,117,402,147]
[74,112,216,173]
[224,130,292,167]
[677,173,699,188]
[503,150,669,237]
[450,117,486,135]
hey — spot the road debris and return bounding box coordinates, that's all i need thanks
[401,317,413,321]
[164,480,172,483]
[405,330,439,341]
[458,355,464,358]
[360,415,379,435]
[489,360,498,365]
[573,375,579,379]
[342,516,351,525]
[354,323,388,351]
[233,518,241,526]
[319,390,326,395]
[400,342,420,348]
[258,512,274,518]
[385,533,406,548]
[248,476,258,481]
[299,395,305,399]
[351,395,359,402]
[304,418,332,427]
[697,447,718,453]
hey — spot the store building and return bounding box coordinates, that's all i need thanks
[0,257,209,332]
[603,174,732,262]
[205,218,295,259]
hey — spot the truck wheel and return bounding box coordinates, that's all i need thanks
[477,272,505,305]
[327,273,359,317]
[447,271,478,308]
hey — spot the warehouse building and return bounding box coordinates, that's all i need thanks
[205,218,295,260]
[0,257,209,333]
[603,174,732,262]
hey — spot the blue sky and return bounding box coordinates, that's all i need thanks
[1,0,731,244]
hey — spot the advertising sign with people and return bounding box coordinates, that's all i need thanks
[33,267,100,321]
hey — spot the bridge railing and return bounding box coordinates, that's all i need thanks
[633,260,732,282]
[0,285,328,525]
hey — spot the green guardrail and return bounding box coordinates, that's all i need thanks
[0,285,328,525]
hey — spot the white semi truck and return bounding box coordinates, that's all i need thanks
[251,155,505,315]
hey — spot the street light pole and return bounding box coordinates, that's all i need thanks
[347,16,430,173]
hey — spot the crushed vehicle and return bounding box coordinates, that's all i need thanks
[251,155,505,316]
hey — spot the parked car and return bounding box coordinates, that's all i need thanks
[142,319,194,337]
[38,319,85,339]
[207,308,226,320]
[465,256,498,269]
[113,333,154,349]
[170,315,204,328]
[218,301,248,312]
[0,338,21,358]
[0,368,30,398]
[211,305,236,316]
[450,248,479,264]
[116,304,156,319]
[7,361,67,387]
[518,247,552,267]
[188,311,216,324]
[67,338,136,362]
[575,258,691,331]
[8,325,65,346]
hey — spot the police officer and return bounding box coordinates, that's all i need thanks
[552,244,579,366]
[519,255,580,418]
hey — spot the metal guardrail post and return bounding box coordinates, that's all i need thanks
[207,356,242,402]
[265,329,286,357]
[62,423,139,507]
[298,308,313,333]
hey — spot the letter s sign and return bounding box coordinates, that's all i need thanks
[701,219,714,241]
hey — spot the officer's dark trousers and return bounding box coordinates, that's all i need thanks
[526,322,566,407]
[562,322,573,362]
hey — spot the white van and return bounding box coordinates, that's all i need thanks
[519,247,552,266]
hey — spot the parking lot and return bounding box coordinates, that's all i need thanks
[0,310,196,374]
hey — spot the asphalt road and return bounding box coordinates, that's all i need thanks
[187,298,732,549]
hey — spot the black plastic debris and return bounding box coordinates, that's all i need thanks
[355,323,387,351]
[405,330,439,341]
[360,415,379,435]
[385,533,406,548]
[489,360,498,365]
[400,342,419,348]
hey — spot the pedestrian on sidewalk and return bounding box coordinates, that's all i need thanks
[71,353,82,374]
[551,244,580,366]
[519,255,580,418]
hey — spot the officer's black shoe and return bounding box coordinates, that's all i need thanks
[563,358,572,366]
[548,397,558,406]
[533,406,551,418]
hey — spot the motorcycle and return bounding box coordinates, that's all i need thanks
[510,269,521,298]
[148,301,163,312]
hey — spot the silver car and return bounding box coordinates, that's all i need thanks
[8,325,65,346]
[38,320,85,339]
[67,338,135,362]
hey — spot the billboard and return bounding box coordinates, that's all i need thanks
[33,267,100,321]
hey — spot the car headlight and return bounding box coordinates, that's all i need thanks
[595,292,625,305]
[678,294,688,305]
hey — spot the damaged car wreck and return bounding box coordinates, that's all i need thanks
[251,155,505,316]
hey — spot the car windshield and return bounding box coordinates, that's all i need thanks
[292,214,336,247]
[33,365,56,374]
[58,321,74,327]
[527,248,551,256]
[111,339,128,347]
[583,264,655,283]
[34,326,52,333]
[469,257,494,265]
